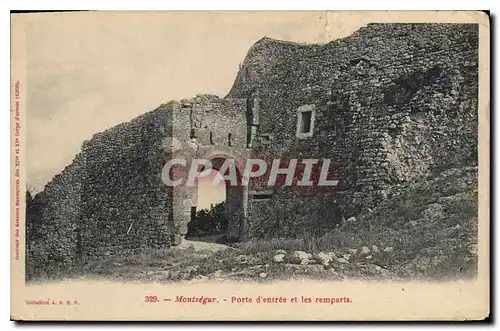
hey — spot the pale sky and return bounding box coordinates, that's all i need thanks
[197,170,226,210]
[20,11,368,192]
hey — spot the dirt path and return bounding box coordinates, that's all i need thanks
[176,239,231,253]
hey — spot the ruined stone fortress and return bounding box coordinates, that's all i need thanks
[27,24,478,273]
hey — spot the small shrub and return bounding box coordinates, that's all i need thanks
[187,202,227,236]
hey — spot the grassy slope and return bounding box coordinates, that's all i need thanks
[30,166,478,283]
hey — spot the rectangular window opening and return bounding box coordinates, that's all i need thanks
[260,133,272,145]
[209,132,214,144]
[250,190,273,201]
[228,133,232,146]
[300,111,312,133]
[296,105,315,139]
[252,193,273,200]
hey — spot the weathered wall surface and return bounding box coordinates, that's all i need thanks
[79,108,175,259]
[27,106,176,277]
[167,95,248,238]
[26,23,479,276]
[26,95,249,277]
[26,154,85,278]
[230,23,478,237]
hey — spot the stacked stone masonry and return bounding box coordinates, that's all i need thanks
[26,23,478,274]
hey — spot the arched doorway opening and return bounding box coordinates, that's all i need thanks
[185,157,247,243]
[197,169,226,210]
[186,169,227,242]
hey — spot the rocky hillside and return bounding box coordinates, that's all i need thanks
[26,24,479,282]
[228,23,478,231]
[35,165,476,283]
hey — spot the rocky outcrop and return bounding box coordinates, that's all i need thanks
[233,24,478,237]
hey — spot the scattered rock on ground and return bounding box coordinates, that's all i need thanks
[314,252,333,266]
[234,254,260,265]
[327,267,344,279]
[235,254,248,262]
[363,264,394,279]
[335,257,350,264]
[209,270,223,279]
[284,264,325,273]
[326,252,337,259]
[273,254,285,263]
[292,251,310,264]
[358,246,371,258]
[192,274,208,282]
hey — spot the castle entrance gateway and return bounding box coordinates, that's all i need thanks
[172,153,248,242]
[210,157,247,241]
[25,25,480,276]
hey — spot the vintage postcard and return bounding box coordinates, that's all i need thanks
[11,11,490,321]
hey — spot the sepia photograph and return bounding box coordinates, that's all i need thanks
[10,10,490,321]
